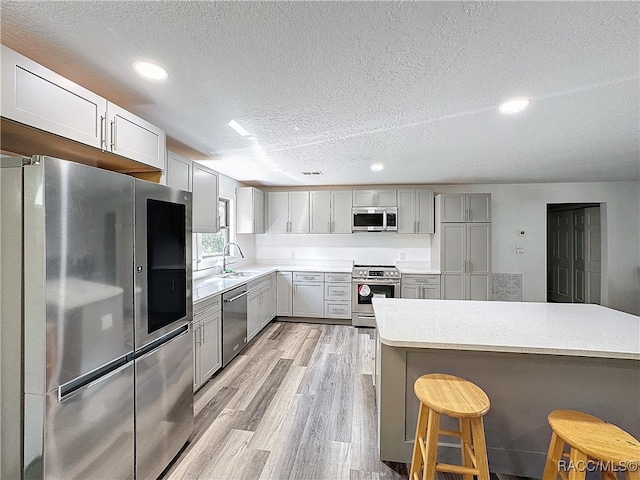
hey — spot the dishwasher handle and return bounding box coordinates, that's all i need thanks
[224,290,248,303]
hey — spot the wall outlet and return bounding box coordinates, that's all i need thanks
[290,251,295,259]
[400,252,406,260]
[515,246,524,254]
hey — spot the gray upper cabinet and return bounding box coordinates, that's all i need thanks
[397,189,434,234]
[166,151,193,191]
[192,162,219,233]
[267,191,309,233]
[309,190,352,234]
[439,193,491,223]
[106,103,165,170]
[236,186,265,234]
[1,45,106,150]
[352,189,396,207]
[1,45,166,171]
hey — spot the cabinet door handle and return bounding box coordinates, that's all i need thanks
[201,322,205,343]
[100,115,106,150]
[110,119,117,150]
[328,221,331,233]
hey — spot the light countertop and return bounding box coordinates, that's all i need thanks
[373,298,640,360]
[394,261,440,275]
[193,262,353,304]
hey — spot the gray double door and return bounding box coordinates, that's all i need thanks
[547,205,601,304]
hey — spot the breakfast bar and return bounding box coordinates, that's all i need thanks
[373,299,640,478]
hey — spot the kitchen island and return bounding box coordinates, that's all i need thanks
[373,299,640,477]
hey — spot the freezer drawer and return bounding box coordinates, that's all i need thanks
[35,362,134,479]
[135,325,194,480]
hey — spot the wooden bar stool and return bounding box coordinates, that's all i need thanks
[409,373,491,480]
[543,409,640,480]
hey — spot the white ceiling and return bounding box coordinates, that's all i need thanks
[1,1,638,186]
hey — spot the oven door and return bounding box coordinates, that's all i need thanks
[352,279,398,313]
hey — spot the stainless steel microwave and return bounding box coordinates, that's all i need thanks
[352,207,398,232]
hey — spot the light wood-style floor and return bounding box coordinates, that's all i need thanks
[161,321,535,480]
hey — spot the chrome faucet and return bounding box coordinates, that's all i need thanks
[222,242,245,273]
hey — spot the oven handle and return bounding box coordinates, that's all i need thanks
[352,279,400,285]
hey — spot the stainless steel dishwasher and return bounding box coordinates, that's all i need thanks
[222,285,248,367]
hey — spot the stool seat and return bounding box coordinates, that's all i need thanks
[543,409,640,480]
[548,410,640,464]
[415,373,490,418]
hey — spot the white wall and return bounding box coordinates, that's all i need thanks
[252,181,640,314]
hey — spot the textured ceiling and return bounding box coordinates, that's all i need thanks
[1,1,638,186]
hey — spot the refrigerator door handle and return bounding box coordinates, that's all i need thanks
[58,356,130,403]
[134,323,189,360]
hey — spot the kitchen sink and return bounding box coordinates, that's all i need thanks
[223,271,258,278]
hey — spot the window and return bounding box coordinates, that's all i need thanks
[194,198,230,270]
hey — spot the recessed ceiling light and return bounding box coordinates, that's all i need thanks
[228,120,250,137]
[133,61,168,81]
[370,163,384,172]
[499,98,531,115]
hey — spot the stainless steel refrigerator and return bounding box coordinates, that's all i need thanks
[0,155,193,479]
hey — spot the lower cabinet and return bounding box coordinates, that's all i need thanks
[247,274,277,342]
[292,272,324,317]
[193,295,222,392]
[324,272,352,319]
[277,272,293,316]
[400,275,441,299]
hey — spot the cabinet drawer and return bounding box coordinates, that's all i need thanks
[324,283,352,300]
[248,277,270,292]
[324,301,351,319]
[194,294,221,316]
[401,275,441,285]
[293,272,324,283]
[324,272,351,283]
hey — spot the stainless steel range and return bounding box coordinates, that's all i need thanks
[352,265,401,327]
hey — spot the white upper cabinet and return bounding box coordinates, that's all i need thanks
[1,45,166,171]
[352,189,397,207]
[236,186,265,234]
[106,103,165,170]
[309,191,331,234]
[192,162,219,233]
[439,193,491,223]
[331,190,353,233]
[397,189,434,234]
[309,190,352,234]
[166,151,193,191]
[267,191,309,233]
[1,45,106,150]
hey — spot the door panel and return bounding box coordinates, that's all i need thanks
[43,363,134,479]
[135,328,193,480]
[467,223,491,273]
[442,273,464,300]
[441,224,465,273]
[547,211,573,302]
[585,207,601,304]
[468,274,490,301]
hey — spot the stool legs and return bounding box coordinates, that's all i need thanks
[422,408,441,480]
[542,431,566,480]
[460,418,474,480]
[470,416,490,480]
[410,406,490,480]
[410,402,430,480]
